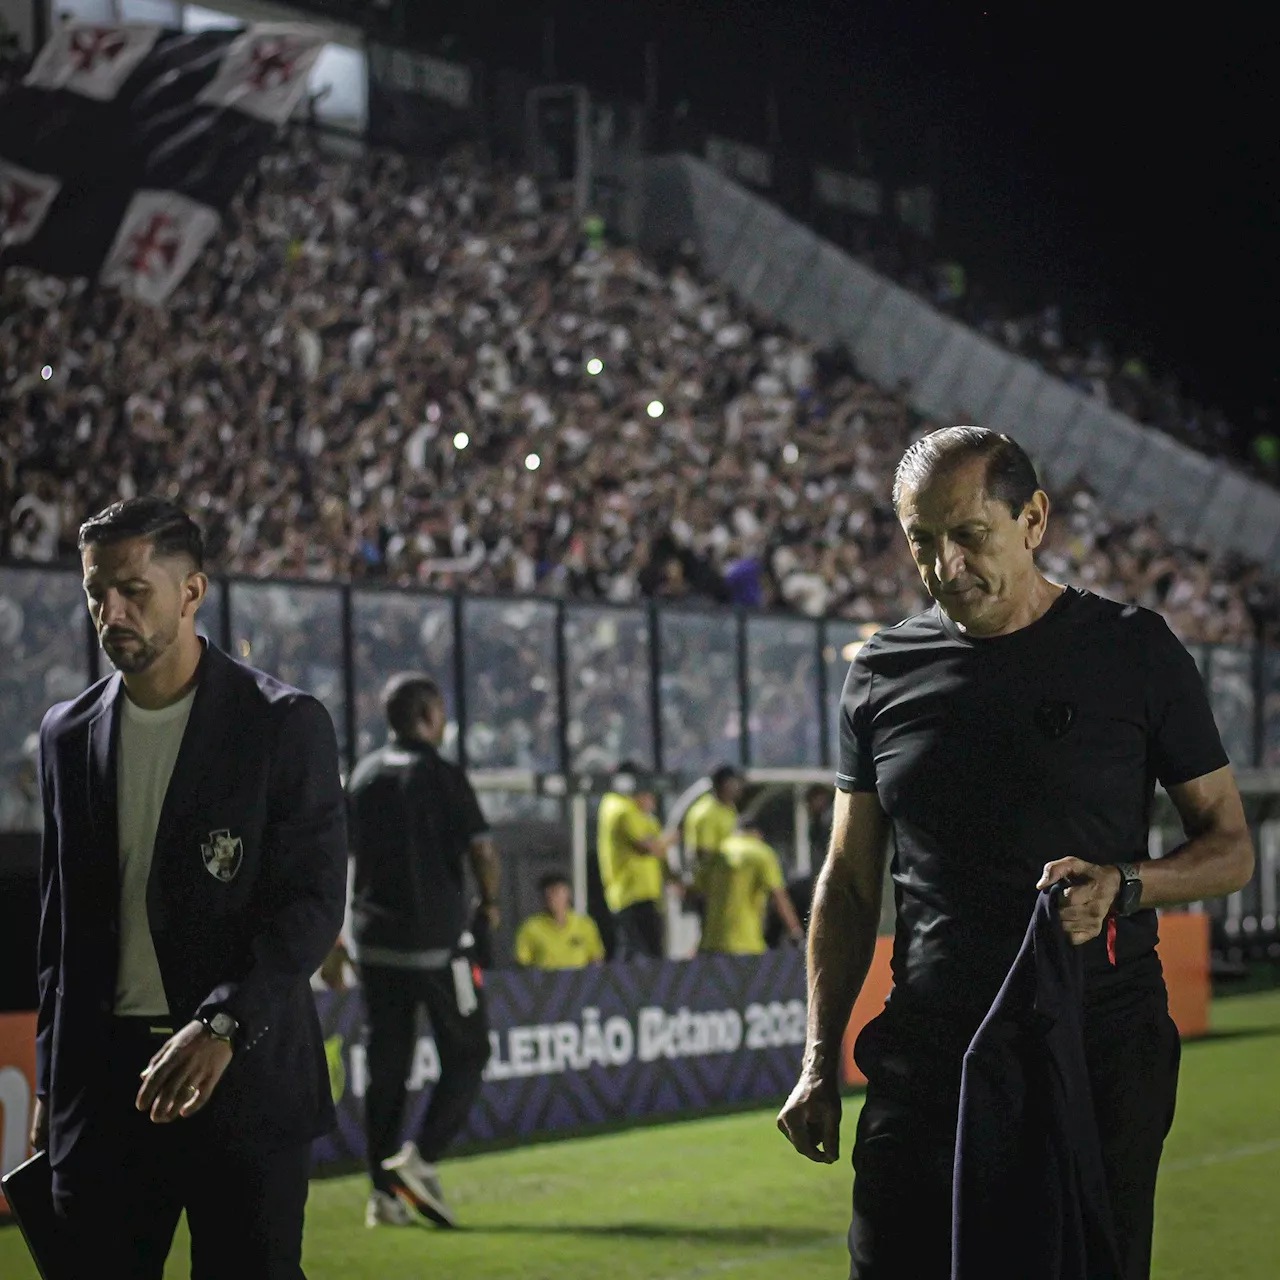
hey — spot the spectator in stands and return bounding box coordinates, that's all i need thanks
[0,131,1270,650]
[698,829,804,955]
[514,872,605,970]
[821,192,1269,479]
[596,764,679,960]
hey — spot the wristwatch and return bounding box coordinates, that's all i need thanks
[202,1011,239,1047]
[1113,862,1143,916]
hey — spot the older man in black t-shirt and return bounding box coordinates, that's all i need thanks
[778,427,1254,1280]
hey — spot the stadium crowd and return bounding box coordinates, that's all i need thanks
[831,207,1278,479]
[3,131,1277,661]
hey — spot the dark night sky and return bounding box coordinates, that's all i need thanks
[401,1,1278,432]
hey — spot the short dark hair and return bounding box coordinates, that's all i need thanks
[711,765,742,791]
[78,497,204,569]
[892,426,1040,518]
[614,760,656,796]
[538,871,571,895]
[611,762,655,793]
[382,672,443,739]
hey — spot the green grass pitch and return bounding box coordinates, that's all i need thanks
[4,990,1277,1279]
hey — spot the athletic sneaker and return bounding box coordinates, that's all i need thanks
[380,1142,458,1228]
[365,1190,415,1228]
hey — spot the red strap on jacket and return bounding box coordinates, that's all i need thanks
[1106,915,1118,967]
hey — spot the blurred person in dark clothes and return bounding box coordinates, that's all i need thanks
[765,785,834,948]
[334,672,500,1229]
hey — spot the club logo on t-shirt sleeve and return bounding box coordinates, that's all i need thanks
[1033,699,1077,740]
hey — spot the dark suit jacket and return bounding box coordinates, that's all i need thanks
[36,641,347,1165]
[951,886,1123,1280]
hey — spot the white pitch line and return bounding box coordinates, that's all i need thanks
[1162,1137,1280,1173]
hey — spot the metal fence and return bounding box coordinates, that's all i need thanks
[2,561,1278,784]
[3,561,1279,959]
[0,563,872,785]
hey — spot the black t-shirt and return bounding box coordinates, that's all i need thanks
[837,586,1227,1100]
[346,740,489,952]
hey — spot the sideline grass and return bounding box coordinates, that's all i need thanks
[3,991,1277,1279]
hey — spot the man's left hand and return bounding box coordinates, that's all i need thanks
[135,1020,234,1123]
[1037,858,1122,946]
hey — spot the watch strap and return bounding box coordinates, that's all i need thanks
[1114,862,1142,916]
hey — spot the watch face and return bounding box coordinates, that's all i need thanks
[1120,878,1142,915]
[210,1013,236,1038]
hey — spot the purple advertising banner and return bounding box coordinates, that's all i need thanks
[312,948,807,1171]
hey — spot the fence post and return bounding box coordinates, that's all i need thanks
[340,585,357,775]
[816,620,831,769]
[648,600,663,773]
[452,592,468,770]
[554,600,570,774]
[1253,637,1266,769]
[571,792,589,915]
[217,576,232,653]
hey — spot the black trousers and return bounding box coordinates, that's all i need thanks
[613,899,664,960]
[51,1019,311,1280]
[360,962,490,1190]
[848,1001,1181,1280]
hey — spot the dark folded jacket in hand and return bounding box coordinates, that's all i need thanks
[951,885,1123,1280]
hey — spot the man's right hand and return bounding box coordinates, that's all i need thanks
[777,1070,842,1164]
[29,1096,48,1153]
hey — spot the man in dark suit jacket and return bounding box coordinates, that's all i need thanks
[31,497,347,1279]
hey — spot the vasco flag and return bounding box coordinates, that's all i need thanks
[99,190,222,306]
[196,24,325,125]
[0,20,324,302]
[0,161,61,248]
[24,22,163,101]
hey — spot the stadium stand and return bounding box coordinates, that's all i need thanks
[3,129,1278,650]
[829,213,1273,478]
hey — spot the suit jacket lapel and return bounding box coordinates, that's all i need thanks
[148,642,230,931]
[86,674,122,871]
